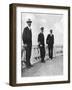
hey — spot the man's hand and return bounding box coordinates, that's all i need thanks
[38,42,40,45]
[40,44,43,47]
[24,44,27,47]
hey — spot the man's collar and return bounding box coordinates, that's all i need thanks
[50,33,53,36]
[27,26,31,30]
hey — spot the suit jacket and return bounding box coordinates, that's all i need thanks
[46,34,54,48]
[38,33,45,47]
[22,26,32,46]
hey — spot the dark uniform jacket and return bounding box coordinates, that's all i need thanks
[22,26,32,46]
[38,33,45,47]
[46,34,54,48]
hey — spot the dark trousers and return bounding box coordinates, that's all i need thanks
[48,47,53,59]
[40,46,45,62]
[25,46,32,66]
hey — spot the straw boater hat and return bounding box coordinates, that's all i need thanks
[26,19,32,23]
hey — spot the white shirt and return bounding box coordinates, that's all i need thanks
[50,33,52,36]
[28,26,31,30]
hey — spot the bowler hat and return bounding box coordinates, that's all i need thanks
[26,19,32,23]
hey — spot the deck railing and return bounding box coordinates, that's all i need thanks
[21,45,63,69]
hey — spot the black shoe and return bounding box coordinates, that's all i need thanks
[26,64,33,68]
[41,60,45,63]
[51,57,53,60]
[26,65,31,68]
[29,64,33,67]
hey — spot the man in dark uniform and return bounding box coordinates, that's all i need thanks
[22,19,32,68]
[46,29,54,59]
[38,27,45,63]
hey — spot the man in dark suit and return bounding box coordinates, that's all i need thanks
[22,19,32,68]
[46,29,54,59]
[38,27,45,63]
